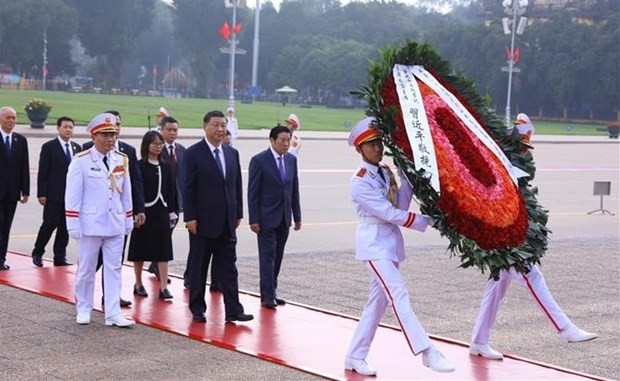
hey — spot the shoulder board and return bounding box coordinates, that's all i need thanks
[356,168,367,177]
[75,149,90,157]
[113,149,128,157]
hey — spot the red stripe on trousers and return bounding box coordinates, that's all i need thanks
[521,273,561,331]
[368,260,417,354]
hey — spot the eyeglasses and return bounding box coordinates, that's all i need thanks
[276,137,291,143]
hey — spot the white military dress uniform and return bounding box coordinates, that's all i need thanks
[65,113,134,325]
[226,107,239,147]
[344,117,454,375]
[470,114,596,357]
[286,113,301,157]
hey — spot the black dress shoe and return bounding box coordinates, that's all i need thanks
[120,298,132,307]
[133,284,148,297]
[102,297,133,307]
[184,279,190,289]
[0,263,9,270]
[54,260,72,267]
[261,300,277,309]
[147,262,157,274]
[209,284,221,292]
[159,288,173,300]
[225,313,254,322]
[33,256,43,268]
[192,313,206,323]
[275,297,286,306]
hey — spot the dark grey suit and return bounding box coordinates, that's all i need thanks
[184,139,244,318]
[32,138,81,263]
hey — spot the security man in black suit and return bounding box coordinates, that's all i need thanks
[32,116,82,267]
[0,106,30,270]
[83,110,145,307]
[184,110,252,323]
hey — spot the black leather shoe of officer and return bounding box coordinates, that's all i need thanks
[120,298,132,307]
[275,297,286,306]
[54,260,72,267]
[261,300,277,309]
[192,313,206,323]
[0,263,10,270]
[33,256,44,268]
[225,313,254,322]
[102,296,133,307]
[147,262,157,274]
[149,263,172,284]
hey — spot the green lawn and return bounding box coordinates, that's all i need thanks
[0,89,608,135]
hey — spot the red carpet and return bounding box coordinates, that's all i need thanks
[0,251,604,380]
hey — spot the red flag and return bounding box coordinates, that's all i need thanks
[233,22,243,34]
[42,65,48,76]
[152,64,158,78]
[505,46,512,61]
[219,22,231,40]
[514,47,521,64]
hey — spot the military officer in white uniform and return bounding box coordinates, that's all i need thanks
[344,117,454,376]
[469,114,597,360]
[65,113,135,328]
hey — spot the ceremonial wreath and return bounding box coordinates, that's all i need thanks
[352,40,550,280]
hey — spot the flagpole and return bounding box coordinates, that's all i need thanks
[251,0,260,102]
[42,29,48,91]
[228,0,238,108]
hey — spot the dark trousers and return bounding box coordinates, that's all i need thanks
[257,221,290,303]
[187,231,243,317]
[32,200,68,262]
[0,198,18,265]
[182,230,220,287]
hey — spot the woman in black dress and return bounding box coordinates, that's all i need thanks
[128,130,178,299]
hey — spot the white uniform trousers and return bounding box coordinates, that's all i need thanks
[471,265,571,345]
[75,235,125,319]
[346,259,432,360]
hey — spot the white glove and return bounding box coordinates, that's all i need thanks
[412,214,433,232]
[68,230,82,240]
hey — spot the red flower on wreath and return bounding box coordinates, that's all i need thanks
[382,75,528,250]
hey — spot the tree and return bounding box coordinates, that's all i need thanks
[63,0,156,86]
[0,0,78,77]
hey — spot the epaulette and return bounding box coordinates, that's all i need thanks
[113,149,128,157]
[75,149,90,157]
[356,168,367,177]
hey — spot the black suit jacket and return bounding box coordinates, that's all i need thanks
[83,139,145,213]
[37,138,81,202]
[248,149,301,229]
[184,139,243,238]
[0,132,30,202]
[162,141,186,210]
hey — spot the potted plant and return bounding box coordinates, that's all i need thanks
[607,122,620,139]
[24,98,52,128]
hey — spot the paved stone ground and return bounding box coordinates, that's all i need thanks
[226,236,620,380]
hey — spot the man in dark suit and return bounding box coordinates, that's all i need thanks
[83,110,145,307]
[32,116,81,267]
[0,106,30,270]
[184,110,253,323]
[248,125,302,308]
